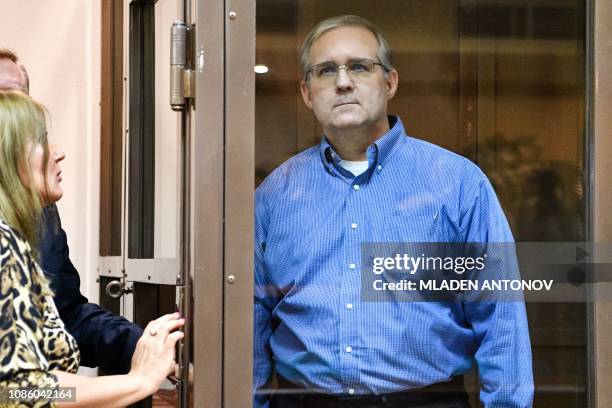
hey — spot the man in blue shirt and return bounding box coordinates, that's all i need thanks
[254,15,533,408]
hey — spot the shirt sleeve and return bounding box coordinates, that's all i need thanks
[0,239,60,407]
[461,177,534,408]
[39,206,142,375]
[54,253,142,375]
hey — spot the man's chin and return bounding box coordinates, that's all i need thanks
[329,116,366,130]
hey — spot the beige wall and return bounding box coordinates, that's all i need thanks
[0,0,102,302]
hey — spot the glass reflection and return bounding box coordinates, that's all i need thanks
[255,1,587,406]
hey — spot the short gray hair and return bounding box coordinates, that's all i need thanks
[0,47,30,94]
[299,15,393,79]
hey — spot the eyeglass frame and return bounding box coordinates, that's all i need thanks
[304,58,390,82]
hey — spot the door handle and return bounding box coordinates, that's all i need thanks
[105,280,133,299]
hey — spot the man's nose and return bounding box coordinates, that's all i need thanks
[335,66,354,91]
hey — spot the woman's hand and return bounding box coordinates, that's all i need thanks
[128,312,185,395]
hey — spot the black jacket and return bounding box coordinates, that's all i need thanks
[39,205,143,374]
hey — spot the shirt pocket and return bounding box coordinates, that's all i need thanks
[381,191,459,243]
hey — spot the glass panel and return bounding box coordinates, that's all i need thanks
[128,0,155,259]
[125,3,181,405]
[254,1,587,406]
[154,0,180,259]
[127,0,180,260]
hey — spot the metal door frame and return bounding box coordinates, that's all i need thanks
[187,0,612,406]
[99,0,196,404]
[591,1,612,407]
[192,0,254,406]
[99,0,254,404]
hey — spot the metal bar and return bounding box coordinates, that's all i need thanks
[98,256,123,278]
[585,1,595,406]
[193,0,225,405]
[177,0,185,22]
[120,0,131,324]
[183,0,190,28]
[124,258,180,284]
[177,91,192,408]
[224,0,255,406]
[593,1,612,406]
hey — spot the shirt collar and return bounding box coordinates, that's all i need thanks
[319,115,407,175]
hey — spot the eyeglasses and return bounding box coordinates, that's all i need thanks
[305,58,387,82]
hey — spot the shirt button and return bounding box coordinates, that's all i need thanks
[345,346,352,353]
[348,388,355,395]
[353,184,360,190]
[377,165,382,170]
[346,303,353,309]
[351,222,358,229]
[349,263,356,270]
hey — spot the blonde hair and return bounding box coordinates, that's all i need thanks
[0,91,48,247]
[299,15,393,79]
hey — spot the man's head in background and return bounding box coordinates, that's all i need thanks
[0,47,29,93]
[0,47,66,206]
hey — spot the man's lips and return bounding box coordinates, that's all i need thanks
[334,101,358,107]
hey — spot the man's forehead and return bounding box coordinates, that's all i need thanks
[0,57,27,92]
[309,26,378,63]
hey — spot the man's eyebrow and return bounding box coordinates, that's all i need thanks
[312,57,374,65]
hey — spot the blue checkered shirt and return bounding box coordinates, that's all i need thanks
[254,116,533,407]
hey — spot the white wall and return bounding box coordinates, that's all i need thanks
[0,0,102,302]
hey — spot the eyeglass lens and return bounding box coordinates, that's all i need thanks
[312,59,376,79]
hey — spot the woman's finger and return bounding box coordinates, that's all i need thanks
[145,313,182,337]
[161,317,185,332]
[149,318,185,341]
[154,312,181,324]
[165,331,185,347]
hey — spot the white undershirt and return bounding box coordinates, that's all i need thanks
[338,160,369,176]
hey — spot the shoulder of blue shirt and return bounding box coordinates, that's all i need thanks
[256,116,491,211]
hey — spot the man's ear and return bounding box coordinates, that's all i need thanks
[300,80,313,108]
[385,68,399,100]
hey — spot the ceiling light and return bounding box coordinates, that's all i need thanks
[254,64,269,74]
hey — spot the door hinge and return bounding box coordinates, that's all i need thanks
[170,21,195,111]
